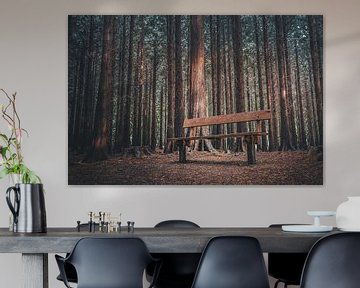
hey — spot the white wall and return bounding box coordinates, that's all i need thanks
[0,0,360,287]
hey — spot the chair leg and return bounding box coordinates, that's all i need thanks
[274,279,289,288]
[274,280,281,288]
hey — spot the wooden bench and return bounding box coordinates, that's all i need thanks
[168,109,271,165]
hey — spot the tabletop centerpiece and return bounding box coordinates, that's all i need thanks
[0,88,46,233]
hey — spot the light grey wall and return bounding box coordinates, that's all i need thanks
[0,0,360,287]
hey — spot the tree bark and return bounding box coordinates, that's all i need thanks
[231,16,245,151]
[275,16,292,151]
[85,16,115,161]
[226,17,235,149]
[209,16,217,138]
[295,43,307,149]
[190,15,215,152]
[150,35,158,151]
[307,15,323,146]
[262,15,276,151]
[159,86,164,149]
[132,16,145,147]
[174,16,185,144]
[115,16,127,151]
[283,17,297,149]
[216,16,224,149]
[121,15,135,148]
[253,16,267,151]
[164,16,175,153]
[142,65,150,146]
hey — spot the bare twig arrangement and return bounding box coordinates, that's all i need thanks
[0,88,40,183]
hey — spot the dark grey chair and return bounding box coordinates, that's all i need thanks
[55,237,160,288]
[56,223,99,284]
[147,220,201,288]
[268,224,308,288]
[300,232,360,288]
[191,236,270,288]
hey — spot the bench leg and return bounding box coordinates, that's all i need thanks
[245,135,256,165]
[179,141,187,163]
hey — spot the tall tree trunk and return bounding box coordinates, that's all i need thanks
[187,16,193,120]
[305,80,315,147]
[275,16,292,151]
[159,86,164,149]
[216,16,224,150]
[222,19,230,151]
[137,49,145,147]
[82,17,97,152]
[269,48,279,149]
[72,41,87,152]
[295,43,307,149]
[253,16,267,151]
[310,73,320,145]
[121,15,135,149]
[115,16,127,151]
[164,16,175,153]
[226,17,235,149]
[231,16,245,151]
[150,36,158,151]
[142,65,150,146]
[283,17,297,149]
[262,15,276,151]
[174,16,185,144]
[132,16,145,147]
[209,16,217,140]
[69,57,80,149]
[190,15,215,152]
[307,15,323,146]
[85,16,115,161]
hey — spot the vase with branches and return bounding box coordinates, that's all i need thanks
[0,88,41,184]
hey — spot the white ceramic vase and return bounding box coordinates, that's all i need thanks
[336,197,360,231]
[9,173,22,185]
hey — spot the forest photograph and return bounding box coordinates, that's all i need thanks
[68,15,323,185]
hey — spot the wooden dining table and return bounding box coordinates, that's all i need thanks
[0,226,339,288]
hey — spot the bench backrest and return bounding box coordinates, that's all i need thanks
[183,109,271,129]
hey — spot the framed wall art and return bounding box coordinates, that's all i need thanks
[68,15,323,185]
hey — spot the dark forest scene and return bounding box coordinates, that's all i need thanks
[68,15,323,185]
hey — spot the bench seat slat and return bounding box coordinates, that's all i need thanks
[168,131,267,142]
[183,109,271,128]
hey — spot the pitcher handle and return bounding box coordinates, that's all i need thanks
[6,186,20,224]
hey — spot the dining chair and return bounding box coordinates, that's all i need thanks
[56,223,99,284]
[268,224,308,288]
[55,237,160,288]
[191,236,270,288]
[147,220,201,288]
[300,232,360,288]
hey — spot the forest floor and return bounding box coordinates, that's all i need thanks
[69,150,323,185]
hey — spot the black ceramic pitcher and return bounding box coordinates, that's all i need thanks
[6,183,47,233]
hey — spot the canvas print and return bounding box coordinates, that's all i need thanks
[68,15,323,185]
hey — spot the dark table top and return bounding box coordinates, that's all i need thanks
[0,227,339,254]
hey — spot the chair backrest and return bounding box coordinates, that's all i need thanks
[301,232,360,288]
[191,236,269,288]
[67,237,154,288]
[152,220,201,284]
[268,224,308,285]
[155,219,200,228]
